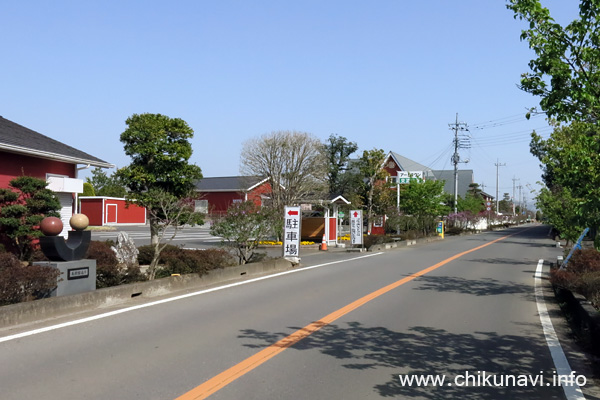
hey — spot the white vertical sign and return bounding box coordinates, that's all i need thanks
[283,206,301,260]
[350,210,363,245]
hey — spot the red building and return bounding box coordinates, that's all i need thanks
[194,176,273,215]
[80,197,147,226]
[0,116,114,236]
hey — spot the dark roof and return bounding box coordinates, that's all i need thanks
[428,170,474,198]
[0,116,114,168]
[195,176,268,192]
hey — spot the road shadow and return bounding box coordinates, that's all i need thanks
[238,322,563,399]
[410,275,535,301]
[468,257,536,266]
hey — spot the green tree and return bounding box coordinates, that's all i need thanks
[356,149,388,234]
[81,182,95,197]
[210,201,276,265]
[117,113,203,279]
[457,183,485,215]
[458,194,485,215]
[531,122,600,241]
[0,176,61,261]
[86,167,126,198]
[400,179,449,236]
[498,193,513,214]
[536,185,582,244]
[507,0,600,122]
[323,134,359,196]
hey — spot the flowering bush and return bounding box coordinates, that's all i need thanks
[446,211,482,231]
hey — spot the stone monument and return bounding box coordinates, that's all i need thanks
[35,214,96,296]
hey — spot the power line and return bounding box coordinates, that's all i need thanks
[422,143,454,169]
[471,112,544,130]
[470,112,531,126]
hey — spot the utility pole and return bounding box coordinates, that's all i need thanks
[518,184,523,215]
[449,113,469,213]
[512,177,519,216]
[495,159,506,213]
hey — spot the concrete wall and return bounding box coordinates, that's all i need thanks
[1,258,293,328]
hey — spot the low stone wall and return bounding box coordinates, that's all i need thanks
[0,258,293,328]
[554,286,600,356]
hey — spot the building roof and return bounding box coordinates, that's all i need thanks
[388,151,432,172]
[195,176,268,192]
[429,169,474,198]
[480,191,495,201]
[0,116,114,168]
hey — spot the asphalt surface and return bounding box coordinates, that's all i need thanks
[1,224,598,399]
[90,224,223,248]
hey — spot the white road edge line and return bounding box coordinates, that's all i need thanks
[0,252,384,343]
[535,259,586,400]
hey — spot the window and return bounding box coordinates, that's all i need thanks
[195,200,208,213]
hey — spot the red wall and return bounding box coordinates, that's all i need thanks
[80,198,103,226]
[328,217,337,241]
[247,182,272,207]
[80,198,146,225]
[203,192,244,214]
[0,151,76,188]
[109,199,146,224]
[203,182,273,214]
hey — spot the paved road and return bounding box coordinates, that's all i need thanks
[91,225,224,248]
[1,225,595,399]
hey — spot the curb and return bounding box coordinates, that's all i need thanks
[367,235,444,252]
[0,258,294,328]
[553,285,600,356]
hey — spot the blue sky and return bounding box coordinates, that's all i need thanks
[1,0,578,206]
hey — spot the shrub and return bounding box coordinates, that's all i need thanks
[0,176,61,261]
[363,235,395,248]
[87,241,118,268]
[551,248,600,307]
[400,230,419,240]
[0,252,60,305]
[446,226,464,236]
[86,241,143,288]
[154,247,235,279]
[209,201,277,264]
[137,244,180,265]
[248,251,269,264]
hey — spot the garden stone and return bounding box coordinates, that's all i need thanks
[111,232,139,268]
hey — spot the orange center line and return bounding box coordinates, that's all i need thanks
[175,233,511,400]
